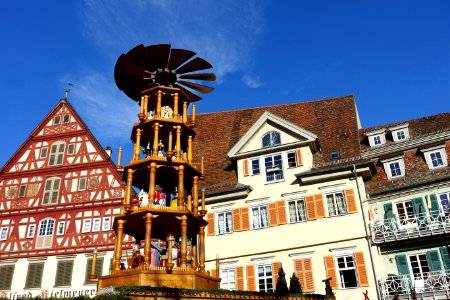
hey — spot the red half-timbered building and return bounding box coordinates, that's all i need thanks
[0,98,129,298]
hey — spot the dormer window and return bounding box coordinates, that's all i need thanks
[264,154,284,183]
[366,129,386,147]
[422,145,448,169]
[261,131,281,148]
[381,156,406,180]
[389,123,410,142]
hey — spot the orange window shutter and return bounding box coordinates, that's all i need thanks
[303,258,315,292]
[268,202,278,227]
[246,264,256,291]
[232,208,242,232]
[243,159,249,176]
[323,255,338,290]
[296,148,303,166]
[272,262,281,285]
[345,189,357,213]
[314,194,326,219]
[236,266,245,290]
[294,259,305,289]
[305,195,317,220]
[206,213,215,236]
[354,252,369,287]
[277,200,287,225]
[241,207,250,231]
[210,268,216,278]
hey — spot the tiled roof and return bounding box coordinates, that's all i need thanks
[193,95,361,192]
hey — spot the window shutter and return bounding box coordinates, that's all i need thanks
[85,257,104,283]
[294,258,315,292]
[412,197,426,221]
[296,148,303,166]
[55,260,74,286]
[272,261,281,285]
[241,207,250,231]
[210,268,216,278]
[383,203,394,224]
[206,213,215,236]
[439,246,450,270]
[427,250,442,271]
[236,266,245,290]
[345,189,357,214]
[246,264,256,291]
[0,265,15,290]
[354,252,369,287]
[429,194,440,218]
[323,256,338,289]
[25,262,44,288]
[232,208,242,232]
[305,195,317,220]
[395,255,410,275]
[314,194,325,219]
[243,159,249,177]
[268,202,278,227]
[276,200,287,225]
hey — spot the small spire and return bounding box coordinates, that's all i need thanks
[65,82,75,98]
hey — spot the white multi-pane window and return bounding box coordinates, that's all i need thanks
[373,136,382,145]
[423,147,448,170]
[408,254,431,281]
[261,131,281,148]
[389,162,402,177]
[257,264,274,292]
[56,221,65,235]
[396,200,415,226]
[43,177,61,205]
[82,219,92,233]
[336,255,358,288]
[287,198,307,223]
[325,192,347,216]
[251,206,269,229]
[92,218,101,232]
[264,154,283,183]
[49,142,65,166]
[26,224,36,238]
[220,268,236,290]
[438,192,450,215]
[251,159,260,175]
[396,130,406,141]
[0,227,8,241]
[430,151,444,168]
[102,217,111,231]
[217,211,233,234]
[38,219,55,237]
[382,157,405,180]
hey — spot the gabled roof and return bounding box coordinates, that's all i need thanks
[227,111,318,159]
[192,95,362,192]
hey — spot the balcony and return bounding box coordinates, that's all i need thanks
[371,212,450,244]
[380,271,450,299]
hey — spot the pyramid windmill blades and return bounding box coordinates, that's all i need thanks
[178,80,214,94]
[168,48,196,70]
[174,84,202,102]
[125,44,145,64]
[142,44,171,71]
[175,57,213,75]
[114,55,148,91]
[179,73,216,81]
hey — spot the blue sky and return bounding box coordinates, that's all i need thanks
[1,1,449,167]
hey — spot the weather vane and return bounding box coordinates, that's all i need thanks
[65,82,74,98]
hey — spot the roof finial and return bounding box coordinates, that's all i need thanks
[65,82,74,98]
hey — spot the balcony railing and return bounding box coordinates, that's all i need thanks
[370,211,450,243]
[380,271,450,299]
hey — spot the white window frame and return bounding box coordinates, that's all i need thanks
[26,224,36,238]
[250,205,269,230]
[40,147,48,158]
[381,157,405,180]
[0,227,8,240]
[216,211,233,235]
[325,191,347,217]
[367,129,386,147]
[82,219,92,233]
[287,151,298,168]
[92,218,101,232]
[48,141,65,166]
[261,131,281,148]
[251,158,260,175]
[287,197,307,223]
[264,153,284,183]
[63,114,70,124]
[389,123,410,142]
[256,264,274,292]
[43,177,61,205]
[220,267,236,290]
[38,219,55,237]
[437,192,450,215]
[67,143,75,155]
[102,217,111,231]
[56,221,65,236]
[423,146,448,170]
[335,254,359,289]
[53,115,61,125]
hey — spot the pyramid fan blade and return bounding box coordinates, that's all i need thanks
[174,84,202,102]
[125,44,145,64]
[178,80,214,94]
[168,48,196,70]
[179,73,216,81]
[141,44,171,71]
[114,54,148,90]
[175,57,213,74]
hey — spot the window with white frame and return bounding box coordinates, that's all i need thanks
[26,224,36,238]
[261,131,281,148]
[40,147,48,158]
[373,136,382,145]
[336,255,359,288]
[0,227,8,240]
[67,144,75,155]
[390,124,410,142]
[53,116,61,125]
[287,198,307,223]
[395,200,416,226]
[78,178,87,191]
[92,218,101,232]
[408,253,431,281]
[43,177,61,205]
[251,205,269,229]
[216,211,233,234]
[251,158,260,175]
[220,268,236,290]
[63,114,70,124]
[395,130,406,141]
[423,147,448,169]
[257,264,274,292]
[48,141,65,166]
[438,192,450,215]
[102,217,111,231]
[325,192,347,217]
[56,221,65,235]
[382,157,405,180]
[264,154,284,183]
[367,129,386,147]
[82,219,92,233]
[287,151,298,168]
[36,218,55,248]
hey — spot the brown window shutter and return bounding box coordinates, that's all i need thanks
[272,261,281,285]
[354,252,369,287]
[268,202,278,227]
[232,208,242,232]
[236,266,245,290]
[207,213,215,236]
[345,189,357,214]
[305,195,317,220]
[276,200,287,225]
[210,268,216,278]
[241,207,250,231]
[314,194,325,219]
[323,255,338,289]
[246,264,256,291]
[294,258,315,293]
[243,159,249,176]
[296,148,303,166]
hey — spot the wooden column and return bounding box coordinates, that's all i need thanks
[177,165,184,207]
[172,93,179,119]
[191,242,197,271]
[156,90,164,117]
[166,235,175,271]
[179,215,188,269]
[175,126,181,159]
[124,169,133,210]
[193,176,199,214]
[199,225,206,272]
[116,146,123,170]
[133,128,142,161]
[144,213,153,267]
[187,135,193,163]
[182,101,188,123]
[148,162,156,204]
[152,123,160,157]
[113,219,125,270]
[142,95,148,118]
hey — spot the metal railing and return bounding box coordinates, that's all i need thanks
[380,271,450,299]
[370,211,450,243]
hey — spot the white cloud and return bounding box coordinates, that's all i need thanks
[242,74,264,88]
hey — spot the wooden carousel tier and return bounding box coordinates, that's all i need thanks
[113,205,207,241]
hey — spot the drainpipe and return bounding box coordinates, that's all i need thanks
[353,164,382,300]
